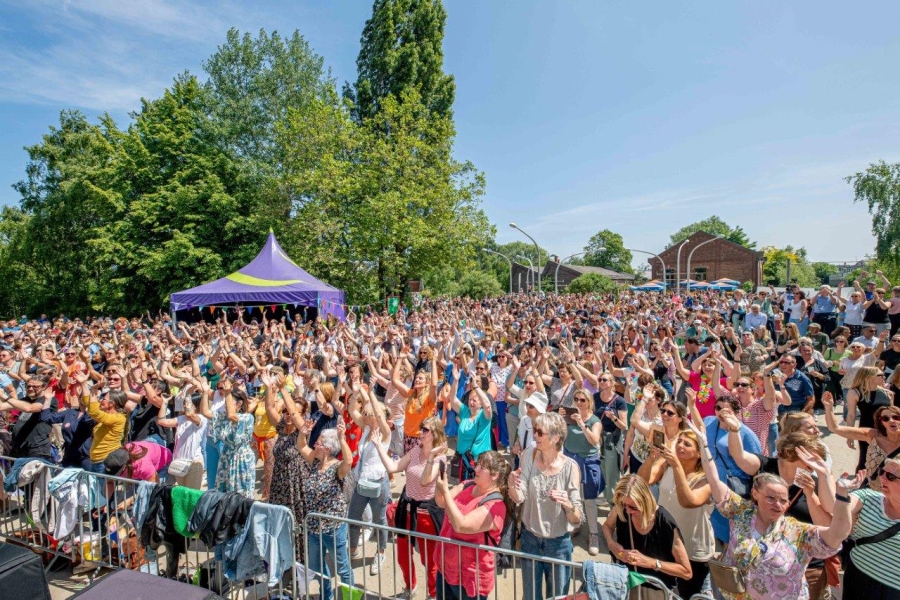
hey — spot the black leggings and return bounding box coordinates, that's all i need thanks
[844,558,900,600]
[677,559,710,599]
[891,313,900,339]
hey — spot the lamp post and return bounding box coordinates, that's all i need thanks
[517,255,535,293]
[675,239,691,295]
[555,250,600,293]
[510,222,542,293]
[482,247,513,293]
[686,235,725,292]
[627,248,667,287]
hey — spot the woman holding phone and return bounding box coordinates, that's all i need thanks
[561,389,603,555]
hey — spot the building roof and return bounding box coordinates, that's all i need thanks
[542,261,635,281]
[656,231,761,260]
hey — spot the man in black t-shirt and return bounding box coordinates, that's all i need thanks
[880,335,900,375]
[8,376,57,460]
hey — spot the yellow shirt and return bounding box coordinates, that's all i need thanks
[85,398,127,462]
[253,400,277,438]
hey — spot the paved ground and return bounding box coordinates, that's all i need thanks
[43,414,859,599]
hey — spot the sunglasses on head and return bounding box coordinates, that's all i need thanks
[880,468,900,482]
[880,414,900,423]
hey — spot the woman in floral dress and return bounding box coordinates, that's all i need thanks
[299,419,353,600]
[202,378,256,499]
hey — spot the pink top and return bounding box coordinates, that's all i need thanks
[433,482,506,597]
[404,446,446,501]
[688,372,729,419]
[738,397,776,450]
[126,441,173,481]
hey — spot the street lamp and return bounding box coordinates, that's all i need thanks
[555,250,601,293]
[686,235,725,292]
[675,239,691,295]
[482,248,513,293]
[517,254,535,293]
[627,248,667,286]
[510,222,542,293]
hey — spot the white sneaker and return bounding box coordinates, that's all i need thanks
[395,588,417,599]
[370,552,385,575]
[350,547,361,559]
[363,527,373,543]
[588,533,600,556]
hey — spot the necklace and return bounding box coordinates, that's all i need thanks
[697,375,713,404]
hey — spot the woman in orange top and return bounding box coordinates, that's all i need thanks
[392,345,438,454]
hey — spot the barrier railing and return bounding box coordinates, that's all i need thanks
[0,456,297,599]
[303,511,687,600]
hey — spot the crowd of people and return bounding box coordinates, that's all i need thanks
[2,273,900,600]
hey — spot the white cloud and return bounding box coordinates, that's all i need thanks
[495,158,881,266]
[0,0,257,111]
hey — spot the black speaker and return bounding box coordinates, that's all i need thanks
[0,541,51,600]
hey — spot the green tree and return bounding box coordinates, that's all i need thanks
[668,216,757,249]
[846,161,900,268]
[279,89,492,302]
[582,229,633,274]
[345,0,455,122]
[761,246,817,287]
[811,262,839,285]
[0,206,41,317]
[456,270,503,299]
[566,273,617,294]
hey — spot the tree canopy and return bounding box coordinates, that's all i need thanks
[582,229,633,274]
[668,216,757,250]
[566,273,618,295]
[846,160,900,269]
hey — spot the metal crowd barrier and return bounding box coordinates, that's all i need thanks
[0,456,297,599]
[303,511,690,600]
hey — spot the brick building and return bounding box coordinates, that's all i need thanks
[651,231,763,287]
[543,262,634,291]
[510,262,541,292]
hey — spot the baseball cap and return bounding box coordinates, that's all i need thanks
[103,448,129,476]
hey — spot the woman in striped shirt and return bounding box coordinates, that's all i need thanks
[840,457,900,598]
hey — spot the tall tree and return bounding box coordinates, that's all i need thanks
[761,245,817,287]
[846,161,900,268]
[668,215,757,249]
[345,0,455,122]
[582,229,633,274]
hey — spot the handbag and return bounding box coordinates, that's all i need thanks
[353,430,383,499]
[708,555,746,594]
[167,458,193,478]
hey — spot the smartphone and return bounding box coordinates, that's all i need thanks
[561,406,579,425]
[652,430,666,448]
[438,461,446,480]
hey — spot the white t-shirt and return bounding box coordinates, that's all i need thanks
[175,414,208,464]
[357,430,389,481]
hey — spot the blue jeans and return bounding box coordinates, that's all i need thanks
[205,438,221,490]
[436,571,488,600]
[767,422,779,456]
[519,528,573,600]
[308,523,353,600]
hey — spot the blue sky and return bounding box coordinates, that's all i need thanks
[0,1,893,270]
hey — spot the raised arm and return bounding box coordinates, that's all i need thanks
[822,392,874,442]
[690,419,730,504]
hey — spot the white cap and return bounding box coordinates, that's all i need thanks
[524,392,548,414]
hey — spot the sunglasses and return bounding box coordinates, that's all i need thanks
[524,380,536,385]
[659,408,678,417]
[880,415,900,423]
[714,405,732,412]
[600,378,613,383]
[533,428,546,437]
[880,468,900,482]
[575,397,590,403]
[734,382,752,388]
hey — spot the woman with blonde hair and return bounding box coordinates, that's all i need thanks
[845,367,894,472]
[824,392,900,491]
[601,474,693,593]
[775,322,802,358]
[637,431,713,597]
[392,346,438,453]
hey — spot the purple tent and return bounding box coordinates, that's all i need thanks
[170,232,346,320]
